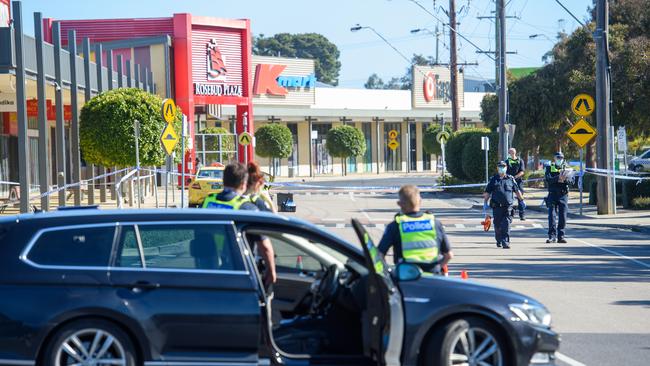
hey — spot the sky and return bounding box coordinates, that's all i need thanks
[18,0,593,88]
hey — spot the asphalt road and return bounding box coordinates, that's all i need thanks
[278,179,650,366]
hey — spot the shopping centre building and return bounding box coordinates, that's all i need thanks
[0,0,489,212]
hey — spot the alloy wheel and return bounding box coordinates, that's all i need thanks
[54,328,127,366]
[448,327,503,366]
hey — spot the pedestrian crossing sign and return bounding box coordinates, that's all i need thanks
[160,123,179,155]
[571,94,595,117]
[567,118,597,148]
[239,132,253,146]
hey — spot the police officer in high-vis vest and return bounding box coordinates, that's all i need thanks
[202,162,277,286]
[506,148,526,220]
[378,185,453,274]
[484,161,525,249]
[545,152,570,243]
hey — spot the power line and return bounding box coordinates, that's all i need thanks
[554,0,586,27]
[407,0,495,61]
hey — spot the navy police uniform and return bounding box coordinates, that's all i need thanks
[545,159,569,242]
[506,157,526,220]
[485,171,521,248]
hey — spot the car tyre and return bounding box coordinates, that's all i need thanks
[42,319,137,366]
[423,316,509,366]
[633,165,644,173]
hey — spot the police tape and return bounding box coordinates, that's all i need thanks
[585,167,650,176]
[0,180,20,186]
[268,177,546,191]
[584,169,650,181]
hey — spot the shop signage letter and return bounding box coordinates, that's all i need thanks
[253,64,288,96]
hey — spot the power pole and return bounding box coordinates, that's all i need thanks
[449,0,460,131]
[595,0,614,214]
[435,23,440,65]
[497,0,507,160]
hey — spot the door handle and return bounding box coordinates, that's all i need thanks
[130,281,160,293]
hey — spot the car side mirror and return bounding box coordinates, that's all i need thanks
[396,263,422,282]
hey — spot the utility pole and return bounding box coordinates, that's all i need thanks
[497,0,507,160]
[435,23,440,65]
[595,0,614,214]
[449,0,460,131]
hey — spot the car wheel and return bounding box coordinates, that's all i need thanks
[43,319,137,366]
[633,165,644,172]
[423,316,509,366]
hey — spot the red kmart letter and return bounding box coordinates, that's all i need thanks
[253,64,288,96]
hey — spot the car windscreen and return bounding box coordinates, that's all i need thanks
[198,169,224,179]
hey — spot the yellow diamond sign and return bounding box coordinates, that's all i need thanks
[567,118,597,148]
[388,139,399,151]
[160,123,179,155]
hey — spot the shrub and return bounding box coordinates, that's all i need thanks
[423,124,452,156]
[325,125,366,158]
[254,123,293,159]
[445,128,493,181]
[445,131,472,180]
[79,88,183,167]
[631,196,650,210]
[440,174,485,194]
[461,131,499,182]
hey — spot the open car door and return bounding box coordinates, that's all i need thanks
[352,219,404,366]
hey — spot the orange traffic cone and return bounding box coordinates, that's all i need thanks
[460,270,469,280]
[295,255,303,271]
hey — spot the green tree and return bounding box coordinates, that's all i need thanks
[325,125,366,176]
[364,73,385,89]
[199,127,235,163]
[461,131,499,183]
[254,123,293,176]
[479,94,498,132]
[423,124,452,156]
[365,54,435,90]
[79,88,183,167]
[254,33,341,85]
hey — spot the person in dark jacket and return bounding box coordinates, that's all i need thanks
[545,152,571,243]
[506,148,526,220]
[484,161,525,249]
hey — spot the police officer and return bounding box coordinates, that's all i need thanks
[545,152,570,243]
[484,161,525,249]
[378,185,453,274]
[506,148,526,220]
[202,162,277,285]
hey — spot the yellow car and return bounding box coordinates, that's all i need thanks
[189,165,225,207]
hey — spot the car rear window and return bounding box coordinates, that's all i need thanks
[198,169,224,179]
[27,226,115,267]
[114,223,244,271]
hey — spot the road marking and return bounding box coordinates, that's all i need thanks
[335,223,345,229]
[348,192,356,202]
[572,238,650,269]
[533,223,543,228]
[555,352,587,366]
[455,224,466,228]
[322,218,344,222]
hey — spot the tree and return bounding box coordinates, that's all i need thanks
[364,54,436,90]
[325,125,366,176]
[79,88,183,167]
[423,124,452,156]
[479,94,498,132]
[199,127,235,163]
[254,33,341,85]
[254,123,293,176]
[364,73,385,89]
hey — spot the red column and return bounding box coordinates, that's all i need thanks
[238,19,254,163]
[173,13,196,181]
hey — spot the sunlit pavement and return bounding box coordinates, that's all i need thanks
[279,177,650,366]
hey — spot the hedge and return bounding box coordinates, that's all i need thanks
[325,125,366,158]
[79,88,183,167]
[461,131,499,182]
[423,124,452,156]
[445,128,493,181]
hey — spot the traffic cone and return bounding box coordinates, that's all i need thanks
[442,264,449,277]
[460,270,469,280]
[296,255,303,271]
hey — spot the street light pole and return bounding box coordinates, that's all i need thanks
[497,0,508,160]
[449,0,460,131]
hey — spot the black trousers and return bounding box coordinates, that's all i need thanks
[492,206,512,245]
[547,194,568,239]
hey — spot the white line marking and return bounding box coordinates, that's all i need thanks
[362,210,372,221]
[305,192,311,196]
[322,218,344,222]
[533,223,543,228]
[375,224,386,230]
[514,225,524,229]
[348,192,356,202]
[455,224,466,228]
[335,223,345,229]
[555,352,587,366]
[572,238,650,269]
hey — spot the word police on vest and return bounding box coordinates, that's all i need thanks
[401,220,434,233]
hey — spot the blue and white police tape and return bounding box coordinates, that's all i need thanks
[268,177,546,191]
[584,168,650,181]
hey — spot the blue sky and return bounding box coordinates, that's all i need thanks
[19,0,593,88]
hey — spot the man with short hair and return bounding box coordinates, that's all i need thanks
[378,185,453,274]
[202,162,277,286]
[506,148,526,220]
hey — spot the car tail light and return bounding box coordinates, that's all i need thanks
[191,183,202,190]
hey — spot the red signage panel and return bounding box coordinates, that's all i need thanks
[191,26,243,97]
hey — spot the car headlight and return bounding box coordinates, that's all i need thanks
[509,303,552,326]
